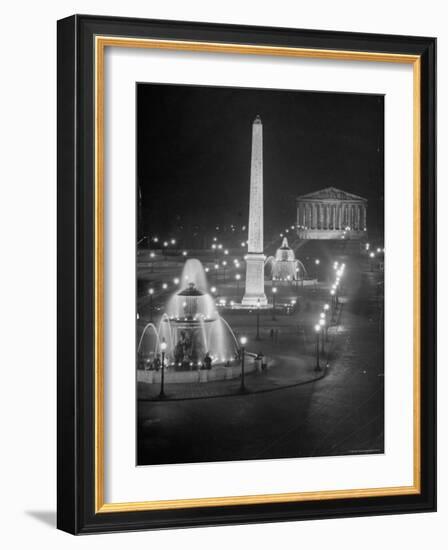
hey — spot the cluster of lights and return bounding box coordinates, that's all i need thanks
[148,275,184,296]
[167,312,212,322]
[211,238,230,255]
[367,244,385,259]
[272,274,294,282]
[160,238,176,248]
[165,355,237,368]
[329,261,345,304]
[279,224,299,238]
[148,236,191,258]
[314,310,327,333]
[315,262,341,336]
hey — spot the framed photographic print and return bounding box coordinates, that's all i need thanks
[57,15,436,534]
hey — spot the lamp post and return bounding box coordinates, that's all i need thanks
[272,287,277,320]
[256,298,261,340]
[159,338,167,398]
[319,318,326,357]
[235,273,241,289]
[222,260,227,282]
[240,336,247,393]
[148,288,154,322]
[314,324,321,371]
[369,251,375,272]
[330,289,336,323]
[314,258,320,280]
[149,251,155,273]
[235,273,241,297]
[323,303,330,338]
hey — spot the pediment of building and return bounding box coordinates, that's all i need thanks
[297,187,366,202]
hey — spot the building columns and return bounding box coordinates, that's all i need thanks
[296,200,366,235]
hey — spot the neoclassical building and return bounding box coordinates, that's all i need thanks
[296,187,367,240]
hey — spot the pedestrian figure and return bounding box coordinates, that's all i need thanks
[203,352,212,370]
[270,328,274,341]
[153,354,161,372]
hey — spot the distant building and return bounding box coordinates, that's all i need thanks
[296,187,367,240]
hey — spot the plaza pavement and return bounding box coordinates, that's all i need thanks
[137,251,384,464]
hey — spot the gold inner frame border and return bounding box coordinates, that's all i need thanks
[94,36,421,514]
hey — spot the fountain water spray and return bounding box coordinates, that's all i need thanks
[139,259,239,368]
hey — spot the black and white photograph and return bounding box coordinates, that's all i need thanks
[136,83,385,466]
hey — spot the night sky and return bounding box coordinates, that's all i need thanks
[137,83,384,242]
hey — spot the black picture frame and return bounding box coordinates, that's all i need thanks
[57,14,436,534]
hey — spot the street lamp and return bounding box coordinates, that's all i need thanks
[149,251,155,273]
[235,273,241,294]
[159,338,167,398]
[319,318,326,357]
[256,298,261,340]
[148,288,154,322]
[324,303,330,336]
[240,336,248,393]
[222,260,227,282]
[314,324,321,371]
[272,287,277,320]
[330,289,336,322]
[315,258,320,280]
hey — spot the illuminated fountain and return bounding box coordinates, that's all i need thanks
[139,259,239,369]
[269,237,307,282]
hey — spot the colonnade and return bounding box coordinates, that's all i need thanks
[297,201,366,231]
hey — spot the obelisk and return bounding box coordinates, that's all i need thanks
[242,115,267,306]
